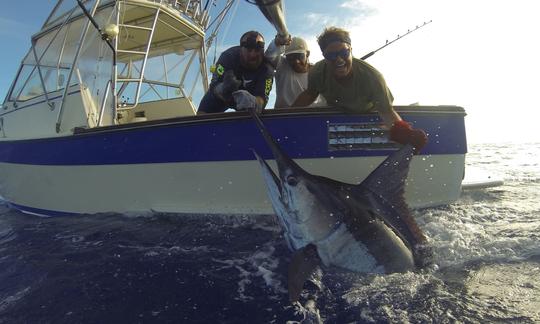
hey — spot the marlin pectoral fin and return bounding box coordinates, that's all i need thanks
[288,244,321,303]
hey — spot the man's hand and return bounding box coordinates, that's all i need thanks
[275,33,291,46]
[232,90,262,113]
[389,120,428,154]
[214,70,241,101]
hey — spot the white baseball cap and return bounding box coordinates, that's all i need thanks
[284,37,308,55]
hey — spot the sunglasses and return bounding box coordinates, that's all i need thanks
[323,48,350,61]
[285,53,306,62]
[241,39,265,51]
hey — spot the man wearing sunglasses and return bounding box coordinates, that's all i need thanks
[198,31,274,114]
[292,27,427,153]
[265,36,325,108]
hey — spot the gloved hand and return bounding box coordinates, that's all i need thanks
[214,70,241,101]
[232,90,262,113]
[389,120,428,154]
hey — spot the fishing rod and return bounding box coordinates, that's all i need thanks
[361,20,432,60]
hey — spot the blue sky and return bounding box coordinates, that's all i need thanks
[1,0,540,144]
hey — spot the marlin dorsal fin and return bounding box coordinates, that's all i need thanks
[355,145,427,248]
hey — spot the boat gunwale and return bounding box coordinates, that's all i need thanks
[75,103,466,127]
[71,105,467,135]
[0,105,466,143]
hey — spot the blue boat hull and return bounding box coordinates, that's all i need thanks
[0,106,467,216]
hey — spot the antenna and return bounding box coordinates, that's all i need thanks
[361,20,432,60]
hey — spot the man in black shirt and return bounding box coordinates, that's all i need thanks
[197,31,274,114]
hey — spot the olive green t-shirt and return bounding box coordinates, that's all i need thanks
[307,58,394,113]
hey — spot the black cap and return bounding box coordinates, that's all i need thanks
[240,31,265,50]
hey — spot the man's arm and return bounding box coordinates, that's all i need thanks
[247,66,273,111]
[376,102,428,154]
[255,96,266,108]
[264,39,284,69]
[264,35,291,68]
[210,48,241,102]
[376,103,401,129]
[372,82,427,154]
[214,70,241,102]
[367,66,398,128]
[292,89,319,107]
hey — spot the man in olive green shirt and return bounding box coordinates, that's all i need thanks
[293,27,427,153]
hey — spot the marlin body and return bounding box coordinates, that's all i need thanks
[250,112,430,302]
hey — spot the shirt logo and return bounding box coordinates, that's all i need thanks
[265,78,273,97]
[216,64,225,76]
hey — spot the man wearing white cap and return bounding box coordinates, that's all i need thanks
[265,36,325,108]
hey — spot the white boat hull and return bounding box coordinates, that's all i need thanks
[0,153,464,216]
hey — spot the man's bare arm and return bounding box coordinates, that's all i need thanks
[377,105,402,128]
[292,89,319,107]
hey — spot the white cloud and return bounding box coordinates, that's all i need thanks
[304,12,340,29]
[340,0,377,16]
[340,0,362,9]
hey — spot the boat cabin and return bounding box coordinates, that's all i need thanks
[2,0,213,139]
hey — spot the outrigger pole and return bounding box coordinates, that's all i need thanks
[76,0,116,64]
[361,20,432,60]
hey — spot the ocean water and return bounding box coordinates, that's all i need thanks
[0,142,539,323]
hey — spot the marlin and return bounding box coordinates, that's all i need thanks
[250,111,431,302]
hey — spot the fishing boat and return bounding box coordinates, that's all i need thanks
[0,0,467,217]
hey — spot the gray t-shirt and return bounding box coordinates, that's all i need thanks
[265,41,325,108]
[274,59,325,108]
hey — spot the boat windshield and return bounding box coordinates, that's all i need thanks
[6,0,210,128]
[44,0,103,30]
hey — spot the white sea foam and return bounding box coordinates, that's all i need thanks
[212,241,286,302]
[0,287,31,312]
[118,244,214,257]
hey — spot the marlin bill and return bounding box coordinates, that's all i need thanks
[250,111,432,303]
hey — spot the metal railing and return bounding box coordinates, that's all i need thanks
[144,0,210,28]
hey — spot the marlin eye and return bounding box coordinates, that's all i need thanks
[286,176,298,186]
